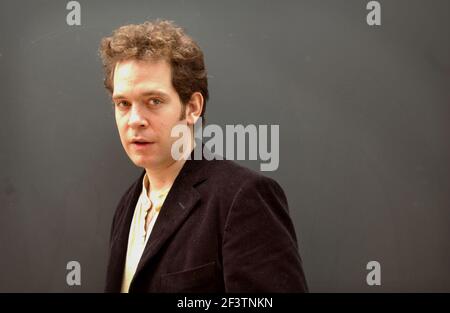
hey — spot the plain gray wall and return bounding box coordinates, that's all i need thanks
[0,0,449,292]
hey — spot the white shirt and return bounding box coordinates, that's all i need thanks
[120,173,170,293]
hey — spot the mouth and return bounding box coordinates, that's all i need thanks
[133,142,152,146]
[130,139,154,149]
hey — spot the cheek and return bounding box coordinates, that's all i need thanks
[114,113,121,129]
[115,116,128,139]
[164,107,184,129]
[115,111,125,125]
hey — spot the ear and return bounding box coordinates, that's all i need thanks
[184,92,204,125]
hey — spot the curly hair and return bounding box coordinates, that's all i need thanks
[99,19,209,118]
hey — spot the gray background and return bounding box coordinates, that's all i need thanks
[1,0,449,292]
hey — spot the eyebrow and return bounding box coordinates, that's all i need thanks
[112,90,170,101]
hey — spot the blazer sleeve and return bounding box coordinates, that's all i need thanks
[222,175,308,292]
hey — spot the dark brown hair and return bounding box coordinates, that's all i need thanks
[99,19,208,118]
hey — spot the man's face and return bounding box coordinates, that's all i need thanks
[112,59,187,170]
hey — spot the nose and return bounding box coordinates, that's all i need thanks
[128,104,149,129]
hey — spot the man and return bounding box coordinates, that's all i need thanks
[100,19,308,293]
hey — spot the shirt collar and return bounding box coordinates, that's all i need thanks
[140,173,150,204]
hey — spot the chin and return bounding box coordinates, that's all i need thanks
[132,155,167,169]
[131,157,153,168]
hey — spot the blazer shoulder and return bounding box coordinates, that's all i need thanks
[205,158,284,195]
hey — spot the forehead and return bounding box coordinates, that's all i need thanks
[112,58,173,96]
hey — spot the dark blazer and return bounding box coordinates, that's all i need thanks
[105,146,308,293]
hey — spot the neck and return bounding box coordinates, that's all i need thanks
[145,158,186,193]
[145,133,196,193]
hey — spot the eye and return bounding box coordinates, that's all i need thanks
[115,100,131,108]
[148,98,162,106]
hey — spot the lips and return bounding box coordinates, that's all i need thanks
[130,137,154,149]
[131,137,152,144]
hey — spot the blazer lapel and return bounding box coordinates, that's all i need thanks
[105,170,145,292]
[131,147,209,285]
